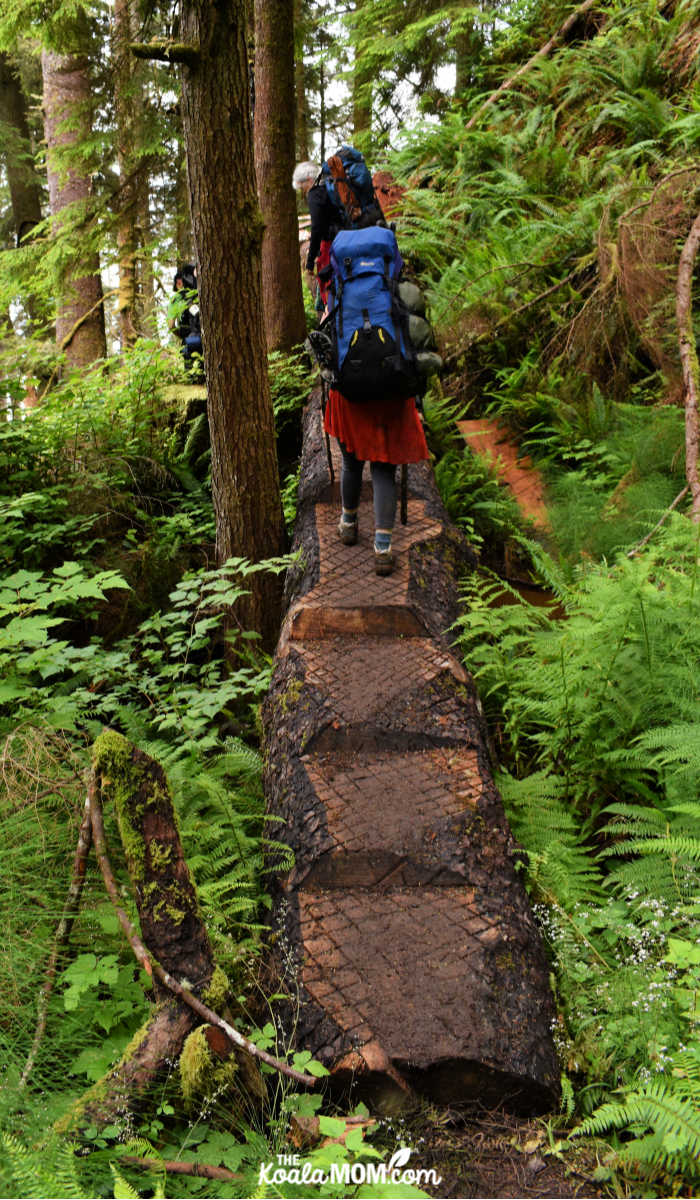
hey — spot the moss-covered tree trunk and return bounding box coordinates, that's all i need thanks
[58,733,263,1131]
[254,0,307,352]
[178,0,285,650]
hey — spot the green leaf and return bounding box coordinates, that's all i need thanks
[318,1115,347,1138]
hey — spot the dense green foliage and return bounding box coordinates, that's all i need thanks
[401,0,700,1191]
[2,0,699,1193]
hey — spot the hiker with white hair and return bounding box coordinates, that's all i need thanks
[292,159,335,306]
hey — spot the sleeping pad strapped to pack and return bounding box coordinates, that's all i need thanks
[326,225,422,404]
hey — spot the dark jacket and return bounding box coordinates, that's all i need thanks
[306,180,336,272]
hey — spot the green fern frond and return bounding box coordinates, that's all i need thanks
[575,1077,700,1172]
[1,1133,83,1199]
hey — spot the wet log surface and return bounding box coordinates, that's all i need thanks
[262,391,559,1113]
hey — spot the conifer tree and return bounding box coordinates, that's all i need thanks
[254,0,307,352]
[178,0,285,648]
[42,33,107,368]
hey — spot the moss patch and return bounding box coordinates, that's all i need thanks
[179,1025,237,1111]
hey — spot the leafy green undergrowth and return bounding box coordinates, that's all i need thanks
[454,522,700,1193]
[0,341,433,1198]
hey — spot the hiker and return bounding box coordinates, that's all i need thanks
[168,263,204,380]
[325,386,428,577]
[292,160,333,307]
[294,147,385,309]
[304,222,433,578]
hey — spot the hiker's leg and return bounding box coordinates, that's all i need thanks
[339,441,364,516]
[338,442,364,543]
[370,461,396,575]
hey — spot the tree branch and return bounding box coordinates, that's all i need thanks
[465,0,599,131]
[121,1156,240,1181]
[676,212,700,521]
[130,41,200,66]
[626,485,690,557]
[88,772,317,1089]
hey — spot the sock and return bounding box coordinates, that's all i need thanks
[341,507,358,526]
[374,528,392,552]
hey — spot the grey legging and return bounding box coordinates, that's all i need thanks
[339,442,396,530]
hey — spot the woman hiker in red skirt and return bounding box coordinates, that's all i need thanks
[323,386,429,576]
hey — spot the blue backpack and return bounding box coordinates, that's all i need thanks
[321,146,384,231]
[324,226,421,404]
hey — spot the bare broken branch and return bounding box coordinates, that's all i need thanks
[130,41,200,66]
[677,212,700,520]
[20,790,93,1089]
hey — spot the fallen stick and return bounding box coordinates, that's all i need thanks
[19,791,93,1089]
[121,1155,240,1181]
[627,485,690,557]
[89,772,317,1088]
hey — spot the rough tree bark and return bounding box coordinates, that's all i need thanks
[254,0,307,352]
[178,0,285,650]
[113,0,139,347]
[677,212,700,521]
[41,42,107,368]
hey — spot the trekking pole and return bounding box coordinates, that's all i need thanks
[400,464,408,525]
[321,379,335,484]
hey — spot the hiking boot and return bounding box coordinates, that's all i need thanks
[338,516,358,545]
[374,547,394,576]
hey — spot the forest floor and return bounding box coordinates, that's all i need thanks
[404,1106,605,1199]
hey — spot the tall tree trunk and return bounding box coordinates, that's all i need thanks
[41,46,107,368]
[112,0,139,348]
[179,0,285,649]
[254,0,307,352]
[0,52,43,246]
[351,2,371,147]
[135,168,156,333]
[454,18,481,97]
[174,150,194,264]
[293,0,310,160]
[319,59,326,162]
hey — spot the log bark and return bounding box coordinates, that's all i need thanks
[262,393,560,1114]
[677,212,700,521]
[57,732,269,1132]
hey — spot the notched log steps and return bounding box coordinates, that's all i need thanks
[262,392,560,1113]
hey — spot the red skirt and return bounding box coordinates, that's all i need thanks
[323,388,429,465]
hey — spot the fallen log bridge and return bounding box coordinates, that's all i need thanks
[262,392,559,1113]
